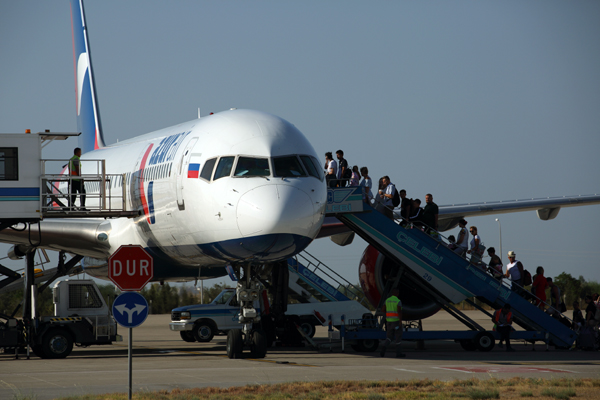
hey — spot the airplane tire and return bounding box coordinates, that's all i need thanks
[193,320,216,342]
[226,329,243,359]
[180,331,196,342]
[42,329,73,359]
[251,330,267,358]
[474,331,495,352]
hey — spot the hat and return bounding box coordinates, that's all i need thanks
[507,251,516,257]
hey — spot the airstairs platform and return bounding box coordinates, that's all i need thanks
[326,187,576,349]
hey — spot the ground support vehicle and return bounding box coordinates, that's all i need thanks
[170,288,370,344]
[0,279,120,359]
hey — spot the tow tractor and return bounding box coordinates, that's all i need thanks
[0,279,120,359]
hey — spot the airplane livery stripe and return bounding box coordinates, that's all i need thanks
[138,143,154,223]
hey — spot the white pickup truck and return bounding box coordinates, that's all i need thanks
[169,288,370,342]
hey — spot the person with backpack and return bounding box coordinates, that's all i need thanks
[422,193,439,236]
[335,150,348,187]
[377,176,396,220]
[505,251,525,295]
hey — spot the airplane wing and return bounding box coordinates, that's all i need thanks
[317,193,600,240]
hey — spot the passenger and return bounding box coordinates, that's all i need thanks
[349,165,360,186]
[467,226,484,265]
[373,177,386,213]
[324,152,337,188]
[493,304,515,352]
[422,193,439,236]
[447,235,458,251]
[584,295,599,328]
[378,176,396,220]
[68,147,87,211]
[546,277,561,316]
[454,219,469,256]
[486,247,503,280]
[399,189,412,224]
[531,266,549,309]
[409,198,424,229]
[379,288,405,358]
[572,301,584,332]
[336,150,348,187]
[359,167,373,204]
[505,251,524,294]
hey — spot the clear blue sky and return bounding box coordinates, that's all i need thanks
[1,1,599,286]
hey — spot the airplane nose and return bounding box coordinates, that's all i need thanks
[237,184,318,239]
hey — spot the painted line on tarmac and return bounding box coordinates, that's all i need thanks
[488,361,600,366]
[432,366,576,374]
[393,368,424,373]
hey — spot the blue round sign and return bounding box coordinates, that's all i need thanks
[112,292,149,328]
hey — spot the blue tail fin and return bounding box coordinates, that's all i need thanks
[70,0,105,152]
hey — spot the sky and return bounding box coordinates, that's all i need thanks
[1,1,599,289]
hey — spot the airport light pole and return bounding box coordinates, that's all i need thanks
[495,218,502,260]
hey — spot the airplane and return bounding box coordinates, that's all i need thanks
[1,0,599,357]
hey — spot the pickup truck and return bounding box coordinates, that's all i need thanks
[169,288,370,342]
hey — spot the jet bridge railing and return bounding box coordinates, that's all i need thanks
[331,197,576,348]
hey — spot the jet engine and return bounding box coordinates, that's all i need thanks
[359,245,441,320]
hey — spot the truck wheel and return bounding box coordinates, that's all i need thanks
[357,339,379,352]
[180,331,196,342]
[474,331,495,352]
[226,329,243,359]
[251,330,267,358]
[193,320,216,342]
[42,329,73,359]
[299,321,316,338]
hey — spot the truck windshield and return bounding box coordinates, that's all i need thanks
[212,290,234,305]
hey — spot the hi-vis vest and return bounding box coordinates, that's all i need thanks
[493,309,512,325]
[69,155,81,179]
[385,295,402,322]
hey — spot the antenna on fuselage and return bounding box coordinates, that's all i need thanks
[198,107,201,119]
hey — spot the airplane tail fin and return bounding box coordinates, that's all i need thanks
[70,0,105,152]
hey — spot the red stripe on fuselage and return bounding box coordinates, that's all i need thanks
[138,144,154,222]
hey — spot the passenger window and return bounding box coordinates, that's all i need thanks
[300,155,321,179]
[200,158,217,181]
[213,156,235,180]
[234,157,270,177]
[273,156,306,177]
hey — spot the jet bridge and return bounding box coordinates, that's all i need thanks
[326,187,576,349]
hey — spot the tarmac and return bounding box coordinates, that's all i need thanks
[1,311,599,400]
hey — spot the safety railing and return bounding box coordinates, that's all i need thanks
[40,159,128,213]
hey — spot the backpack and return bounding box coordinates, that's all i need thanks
[522,269,532,286]
[342,168,352,180]
[392,188,400,207]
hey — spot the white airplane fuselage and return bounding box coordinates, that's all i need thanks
[70,109,327,280]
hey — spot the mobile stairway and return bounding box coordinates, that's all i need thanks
[326,187,576,351]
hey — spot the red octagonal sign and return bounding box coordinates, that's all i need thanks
[108,245,154,291]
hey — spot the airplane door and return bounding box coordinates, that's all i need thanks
[176,138,198,206]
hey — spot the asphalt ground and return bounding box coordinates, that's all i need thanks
[1,311,599,400]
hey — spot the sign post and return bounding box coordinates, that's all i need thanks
[109,245,153,400]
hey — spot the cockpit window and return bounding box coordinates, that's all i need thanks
[300,155,322,180]
[234,157,270,177]
[273,156,306,177]
[213,156,235,180]
[200,157,217,181]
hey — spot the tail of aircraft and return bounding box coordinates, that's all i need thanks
[70,0,105,152]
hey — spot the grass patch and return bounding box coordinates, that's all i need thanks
[541,387,577,399]
[55,378,600,400]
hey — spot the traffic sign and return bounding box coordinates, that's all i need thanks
[108,245,154,291]
[112,292,149,328]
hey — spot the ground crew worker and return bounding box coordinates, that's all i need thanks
[493,304,515,352]
[69,147,87,210]
[380,288,405,357]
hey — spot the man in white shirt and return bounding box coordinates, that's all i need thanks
[505,250,524,293]
[378,175,395,219]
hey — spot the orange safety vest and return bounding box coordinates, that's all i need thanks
[493,309,512,325]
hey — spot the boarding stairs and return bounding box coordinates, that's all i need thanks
[327,187,576,348]
[287,252,367,306]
